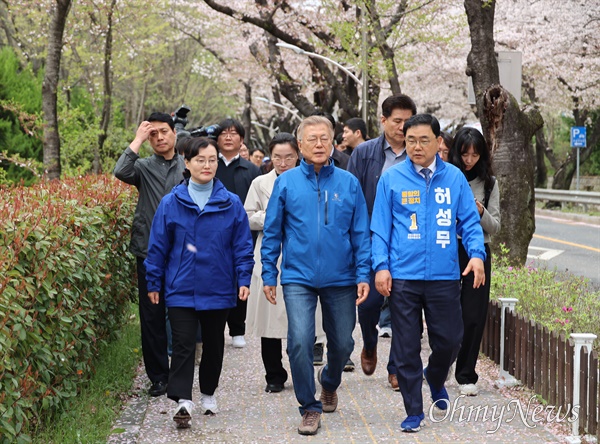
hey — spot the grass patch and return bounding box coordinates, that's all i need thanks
[491,245,600,338]
[31,304,141,444]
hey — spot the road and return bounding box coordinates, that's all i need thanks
[527,213,600,286]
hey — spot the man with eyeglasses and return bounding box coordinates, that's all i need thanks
[114,112,186,398]
[215,119,260,349]
[261,116,371,436]
[371,113,485,432]
[347,94,417,390]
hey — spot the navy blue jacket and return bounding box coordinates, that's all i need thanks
[261,160,371,288]
[347,135,387,217]
[145,179,254,310]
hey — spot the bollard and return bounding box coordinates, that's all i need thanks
[496,298,519,388]
[566,333,597,444]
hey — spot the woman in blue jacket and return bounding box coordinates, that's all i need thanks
[145,137,254,429]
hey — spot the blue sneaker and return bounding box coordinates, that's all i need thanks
[423,367,450,410]
[401,413,425,432]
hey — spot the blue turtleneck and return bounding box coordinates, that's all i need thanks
[188,179,213,211]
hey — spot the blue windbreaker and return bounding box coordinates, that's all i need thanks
[371,156,485,280]
[145,179,254,310]
[261,160,371,288]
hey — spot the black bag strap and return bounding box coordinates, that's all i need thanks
[484,176,496,209]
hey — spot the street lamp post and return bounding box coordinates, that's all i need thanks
[276,42,368,123]
[255,96,302,122]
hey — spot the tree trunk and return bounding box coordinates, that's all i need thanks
[534,128,548,188]
[242,82,252,146]
[95,0,117,175]
[42,0,72,180]
[464,0,543,266]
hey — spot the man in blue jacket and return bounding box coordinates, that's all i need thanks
[371,114,485,433]
[347,94,417,388]
[261,116,371,436]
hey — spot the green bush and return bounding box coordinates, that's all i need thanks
[0,175,137,443]
[491,245,600,339]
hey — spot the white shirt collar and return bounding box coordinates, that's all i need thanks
[219,152,240,167]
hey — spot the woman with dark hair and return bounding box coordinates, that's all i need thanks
[438,131,454,162]
[145,137,254,428]
[245,133,325,393]
[449,127,501,397]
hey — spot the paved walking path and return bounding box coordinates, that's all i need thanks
[108,324,566,443]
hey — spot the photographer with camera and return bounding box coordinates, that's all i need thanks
[215,119,260,348]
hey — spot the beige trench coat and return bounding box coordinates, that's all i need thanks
[244,169,324,339]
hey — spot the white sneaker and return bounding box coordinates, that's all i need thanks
[232,335,246,348]
[378,327,392,338]
[173,399,194,428]
[459,383,479,396]
[200,393,218,414]
[194,342,202,366]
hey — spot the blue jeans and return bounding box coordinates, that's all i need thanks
[283,284,356,415]
[378,298,391,328]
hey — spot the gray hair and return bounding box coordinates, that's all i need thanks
[297,116,334,141]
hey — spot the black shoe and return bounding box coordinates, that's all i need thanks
[265,383,285,393]
[344,358,355,372]
[149,381,167,397]
[313,343,324,366]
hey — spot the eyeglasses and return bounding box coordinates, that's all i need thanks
[303,136,331,146]
[191,158,218,166]
[406,138,433,148]
[272,155,297,164]
[219,131,239,138]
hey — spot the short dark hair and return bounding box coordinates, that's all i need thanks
[403,114,441,137]
[381,94,417,118]
[183,137,219,161]
[344,117,367,140]
[250,147,265,156]
[147,112,175,131]
[268,132,299,156]
[440,131,454,150]
[449,126,494,188]
[216,118,245,139]
[309,110,336,130]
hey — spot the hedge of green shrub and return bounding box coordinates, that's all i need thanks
[0,175,137,443]
[491,244,600,338]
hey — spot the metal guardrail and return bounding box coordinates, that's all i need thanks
[535,188,600,206]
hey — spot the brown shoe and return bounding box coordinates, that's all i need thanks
[388,373,399,391]
[298,411,321,435]
[361,347,377,375]
[320,387,338,413]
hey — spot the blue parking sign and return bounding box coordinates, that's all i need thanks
[571,127,587,148]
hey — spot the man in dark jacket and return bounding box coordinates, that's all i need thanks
[215,118,260,348]
[347,94,417,389]
[114,112,185,397]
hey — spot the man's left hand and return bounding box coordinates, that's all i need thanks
[238,286,249,301]
[356,283,369,306]
[463,258,485,288]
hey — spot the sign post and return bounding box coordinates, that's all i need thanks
[570,127,587,191]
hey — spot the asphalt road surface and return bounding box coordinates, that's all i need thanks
[528,212,600,287]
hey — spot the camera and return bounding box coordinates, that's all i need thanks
[172,104,220,142]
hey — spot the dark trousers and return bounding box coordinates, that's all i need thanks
[167,307,229,402]
[455,242,491,385]
[357,271,397,375]
[261,337,288,385]
[389,279,463,416]
[226,298,247,337]
[136,257,169,384]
